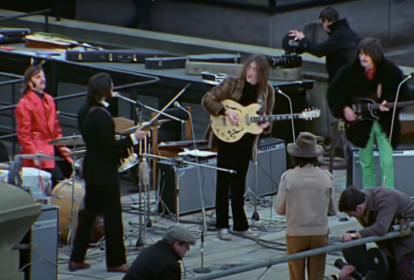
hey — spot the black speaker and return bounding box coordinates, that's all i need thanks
[157,157,217,216]
[157,138,286,215]
[347,143,414,196]
[246,137,286,196]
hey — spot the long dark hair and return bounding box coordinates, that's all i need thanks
[291,156,319,168]
[239,54,269,88]
[355,37,384,66]
[21,65,43,95]
[86,73,113,108]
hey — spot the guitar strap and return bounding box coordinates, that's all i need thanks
[257,97,263,115]
[376,83,382,99]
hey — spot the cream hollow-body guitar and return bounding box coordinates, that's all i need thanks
[211,99,321,142]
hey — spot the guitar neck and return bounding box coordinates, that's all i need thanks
[251,113,302,122]
[372,100,414,110]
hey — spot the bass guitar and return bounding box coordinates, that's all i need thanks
[351,97,414,121]
[211,99,320,143]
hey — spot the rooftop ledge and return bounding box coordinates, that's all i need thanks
[0,9,413,77]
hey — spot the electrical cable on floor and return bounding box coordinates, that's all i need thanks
[58,272,105,279]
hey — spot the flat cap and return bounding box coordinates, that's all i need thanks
[164,226,197,246]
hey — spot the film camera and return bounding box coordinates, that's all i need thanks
[269,33,305,69]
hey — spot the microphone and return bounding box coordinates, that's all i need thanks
[113,92,140,106]
[139,159,149,185]
[334,259,363,280]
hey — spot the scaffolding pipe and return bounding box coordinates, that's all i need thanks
[192,221,414,280]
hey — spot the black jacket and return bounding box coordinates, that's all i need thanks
[327,57,409,149]
[300,18,359,81]
[123,241,182,280]
[77,102,133,187]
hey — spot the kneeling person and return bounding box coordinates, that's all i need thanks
[123,226,196,280]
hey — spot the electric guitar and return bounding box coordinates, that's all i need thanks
[351,97,414,121]
[210,99,321,143]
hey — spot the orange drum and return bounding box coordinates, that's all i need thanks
[51,179,85,244]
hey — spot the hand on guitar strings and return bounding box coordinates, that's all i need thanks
[343,106,357,122]
[379,100,389,112]
[259,121,270,129]
[225,110,240,125]
[258,114,270,129]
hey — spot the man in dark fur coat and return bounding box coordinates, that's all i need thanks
[328,38,409,189]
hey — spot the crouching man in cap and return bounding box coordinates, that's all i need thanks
[123,226,196,280]
[275,132,337,280]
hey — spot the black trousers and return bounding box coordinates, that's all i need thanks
[386,251,414,280]
[70,185,126,267]
[215,134,255,231]
[45,147,73,188]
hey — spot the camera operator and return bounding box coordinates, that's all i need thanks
[289,7,358,82]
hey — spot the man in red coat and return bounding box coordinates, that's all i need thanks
[15,65,72,188]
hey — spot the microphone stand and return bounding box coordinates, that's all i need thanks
[114,93,183,123]
[116,85,191,247]
[143,153,235,273]
[277,89,296,143]
[173,102,212,273]
[383,73,413,187]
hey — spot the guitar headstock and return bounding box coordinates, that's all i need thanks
[300,108,321,120]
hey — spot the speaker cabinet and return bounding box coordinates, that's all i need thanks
[246,138,286,196]
[157,138,287,215]
[347,143,414,196]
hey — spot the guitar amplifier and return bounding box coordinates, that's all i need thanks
[347,143,414,196]
[157,138,286,215]
[157,156,217,216]
[20,204,58,280]
[246,137,286,196]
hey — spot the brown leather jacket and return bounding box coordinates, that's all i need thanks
[201,76,275,159]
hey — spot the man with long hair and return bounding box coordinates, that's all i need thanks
[69,73,147,272]
[15,65,72,188]
[328,38,409,188]
[275,132,337,280]
[202,54,275,240]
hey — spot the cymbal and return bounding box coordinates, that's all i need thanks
[0,163,9,170]
[19,153,64,161]
[49,135,84,146]
[69,149,86,158]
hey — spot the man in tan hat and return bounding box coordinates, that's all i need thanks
[123,225,196,280]
[275,132,337,280]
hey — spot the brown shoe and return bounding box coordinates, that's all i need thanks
[68,261,91,272]
[107,264,129,273]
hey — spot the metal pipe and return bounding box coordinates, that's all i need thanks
[391,221,414,232]
[0,9,52,22]
[192,226,412,280]
[0,78,160,112]
[0,79,23,87]
[0,72,24,79]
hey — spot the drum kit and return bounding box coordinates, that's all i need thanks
[4,129,146,246]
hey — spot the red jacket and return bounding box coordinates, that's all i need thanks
[15,90,72,169]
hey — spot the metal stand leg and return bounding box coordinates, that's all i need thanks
[175,166,180,225]
[251,146,259,221]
